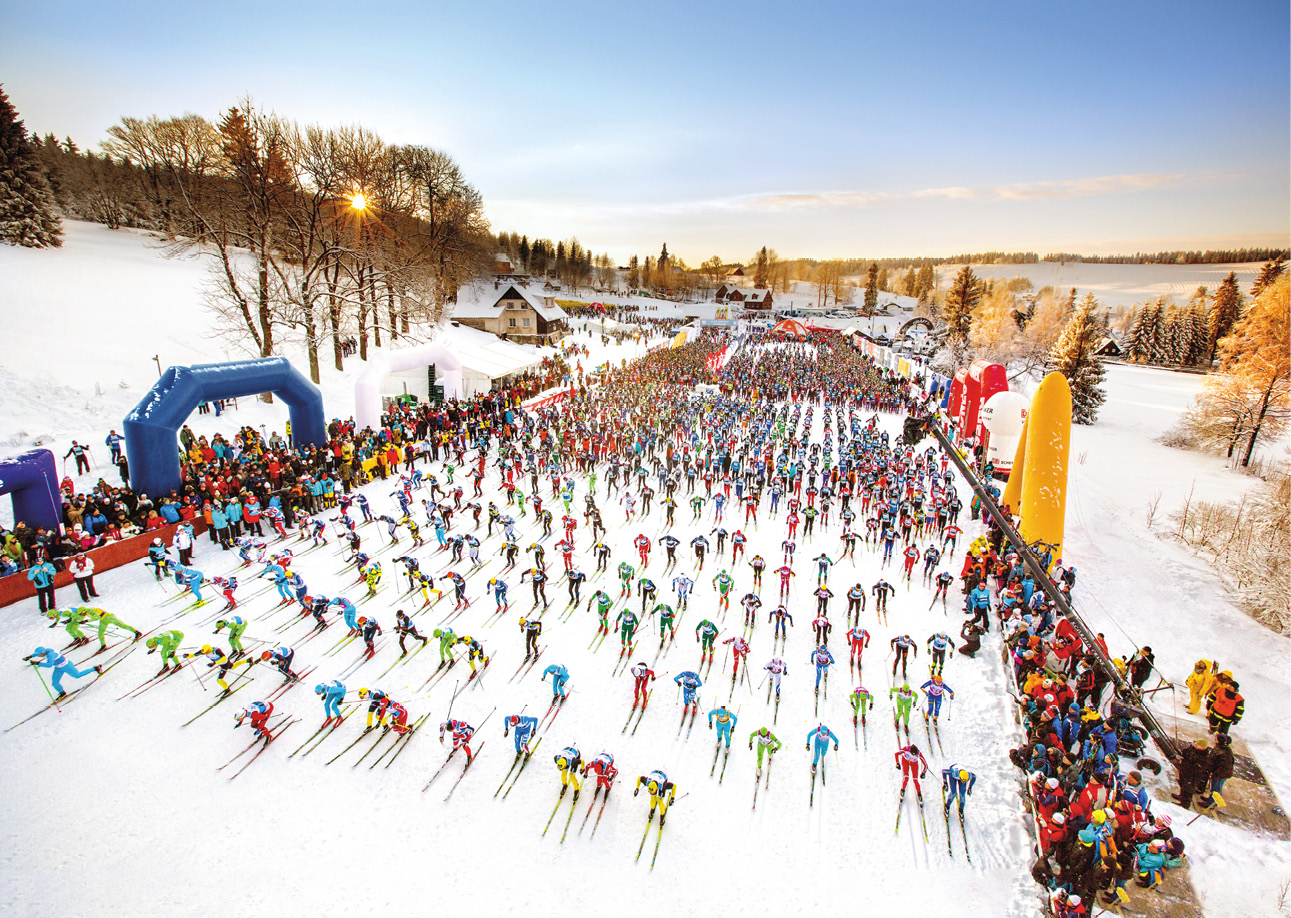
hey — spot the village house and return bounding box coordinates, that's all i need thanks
[451,284,569,345]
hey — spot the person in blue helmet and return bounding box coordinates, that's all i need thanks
[315,680,346,727]
[23,646,101,697]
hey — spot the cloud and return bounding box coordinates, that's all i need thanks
[485,170,1225,231]
[991,172,1193,200]
[720,172,1206,212]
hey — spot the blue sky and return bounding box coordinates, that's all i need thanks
[4,0,1287,263]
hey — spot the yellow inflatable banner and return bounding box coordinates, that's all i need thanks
[1018,372,1072,567]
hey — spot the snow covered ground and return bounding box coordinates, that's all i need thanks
[936,261,1266,311]
[2,223,1288,916]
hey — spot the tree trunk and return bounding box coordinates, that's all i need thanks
[369,264,382,349]
[388,286,398,342]
[327,258,343,371]
[1242,382,1277,467]
[257,235,275,403]
[303,297,320,384]
[358,263,369,361]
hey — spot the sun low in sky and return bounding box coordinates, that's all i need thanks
[4,0,1287,263]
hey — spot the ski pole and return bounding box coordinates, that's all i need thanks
[29,663,61,710]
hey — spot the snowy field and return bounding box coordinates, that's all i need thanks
[1,223,1289,917]
[936,261,1266,310]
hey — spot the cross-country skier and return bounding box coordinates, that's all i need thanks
[504,713,539,754]
[235,701,275,739]
[634,769,677,824]
[394,609,429,655]
[145,631,183,675]
[315,680,346,727]
[555,745,584,798]
[942,764,976,815]
[260,646,299,682]
[890,683,917,735]
[806,723,839,770]
[674,670,702,718]
[439,718,478,760]
[542,663,570,701]
[920,673,954,720]
[583,752,619,792]
[23,646,101,697]
[895,743,930,795]
[890,633,917,679]
[709,704,738,748]
[849,685,873,726]
[809,644,835,690]
[749,727,781,772]
[631,663,656,703]
[214,617,249,658]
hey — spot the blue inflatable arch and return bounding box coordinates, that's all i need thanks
[123,358,326,498]
[0,449,63,533]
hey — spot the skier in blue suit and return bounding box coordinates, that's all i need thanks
[505,713,540,754]
[314,680,346,725]
[809,645,836,689]
[24,646,100,697]
[542,663,570,700]
[173,565,206,602]
[329,596,359,632]
[806,723,839,768]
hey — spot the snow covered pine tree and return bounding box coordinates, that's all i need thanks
[0,85,62,248]
[1050,292,1107,424]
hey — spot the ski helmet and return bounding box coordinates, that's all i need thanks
[200,644,213,655]
[358,688,370,698]
[909,744,920,755]
[357,617,367,626]
[152,538,162,546]
[260,650,272,661]
[315,684,326,695]
[958,769,969,782]
[507,715,519,727]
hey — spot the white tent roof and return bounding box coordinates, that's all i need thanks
[445,325,545,379]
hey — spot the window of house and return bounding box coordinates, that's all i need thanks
[522,317,531,327]
[508,317,516,328]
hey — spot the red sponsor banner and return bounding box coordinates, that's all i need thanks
[0,519,208,609]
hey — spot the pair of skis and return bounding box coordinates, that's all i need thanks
[894,785,929,841]
[621,690,652,734]
[633,809,667,870]
[752,754,774,809]
[220,716,300,780]
[676,702,698,739]
[941,785,971,861]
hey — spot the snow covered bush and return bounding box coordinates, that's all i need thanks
[1171,464,1291,634]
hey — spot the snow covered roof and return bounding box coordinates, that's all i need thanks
[450,284,568,323]
[745,289,771,303]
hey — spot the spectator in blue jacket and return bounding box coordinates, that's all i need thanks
[26,558,57,612]
[211,504,230,550]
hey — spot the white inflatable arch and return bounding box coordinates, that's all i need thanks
[354,343,463,429]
